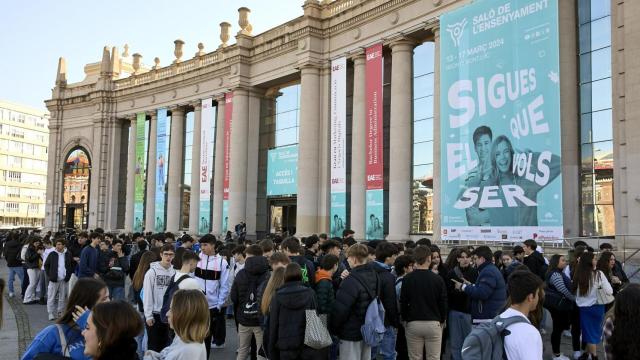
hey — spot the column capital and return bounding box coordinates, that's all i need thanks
[191,101,203,111]
[432,25,440,39]
[349,48,366,63]
[387,37,417,52]
[214,93,226,103]
[146,110,157,119]
[168,105,185,115]
[126,114,137,122]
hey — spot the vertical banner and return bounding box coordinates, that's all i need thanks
[155,109,168,232]
[365,44,384,240]
[199,99,214,235]
[221,92,233,234]
[330,57,347,239]
[267,145,298,196]
[440,0,562,241]
[134,112,146,232]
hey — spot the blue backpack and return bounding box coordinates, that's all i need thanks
[351,272,386,347]
[160,274,190,324]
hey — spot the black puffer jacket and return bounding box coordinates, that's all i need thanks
[24,246,41,269]
[372,261,400,328]
[267,281,318,360]
[523,251,547,280]
[330,263,379,341]
[231,255,270,326]
[3,237,23,267]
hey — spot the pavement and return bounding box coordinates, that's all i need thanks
[0,257,603,360]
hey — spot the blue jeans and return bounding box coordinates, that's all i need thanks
[448,310,472,360]
[371,326,397,360]
[8,266,24,295]
[109,286,125,301]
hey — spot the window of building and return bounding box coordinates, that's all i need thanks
[411,42,435,234]
[273,85,301,148]
[578,0,614,236]
[5,202,19,213]
[7,187,19,198]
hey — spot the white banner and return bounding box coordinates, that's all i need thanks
[199,98,214,234]
[330,57,347,193]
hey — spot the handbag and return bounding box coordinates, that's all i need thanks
[34,325,71,360]
[304,309,332,349]
[596,272,615,305]
[543,287,573,311]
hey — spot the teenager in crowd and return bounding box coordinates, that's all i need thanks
[144,289,209,360]
[446,247,477,360]
[4,232,25,298]
[23,236,44,304]
[173,250,201,290]
[394,254,415,360]
[143,244,176,352]
[498,270,544,360]
[545,254,576,360]
[82,301,142,360]
[100,238,129,300]
[22,278,110,360]
[604,283,640,360]
[195,234,230,356]
[574,251,613,360]
[268,262,325,359]
[260,266,286,359]
[43,238,74,320]
[280,237,315,287]
[523,239,547,280]
[371,242,400,360]
[596,252,624,297]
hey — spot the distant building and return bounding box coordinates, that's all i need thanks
[0,101,49,229]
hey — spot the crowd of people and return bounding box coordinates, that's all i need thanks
[1,228,639,360]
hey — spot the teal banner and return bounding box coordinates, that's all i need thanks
[330,192,346,238]
[155,109,167,232]
[222,200,229,233]
[365,189,384,240]
[266,144,298,196]
[440,0,562,241]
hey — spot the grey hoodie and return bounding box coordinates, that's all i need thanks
[143,261,176,321]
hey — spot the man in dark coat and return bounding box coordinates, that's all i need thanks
[523,239,548,280]
[3,231,24,297]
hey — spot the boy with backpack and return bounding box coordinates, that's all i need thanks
[142,243,176,351]
[281,237,315,287]
[159,249,202,324]
[461,270,543,360]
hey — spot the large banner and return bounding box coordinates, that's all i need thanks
[199,99,214,235]
[134,113,146,232]
[155,109,168,232]
[365,44,384,240]
[267,145,298,196]
[330,57,347,238]
[221,92,233,234]
[440,0,562,241]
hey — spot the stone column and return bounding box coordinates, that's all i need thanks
[432,27,442,240]
[350,51,366,240]
[145,111,157,233]
[125,115,137,232]
[189,101,203,234]
[212,96,226,235]
[297,65,321,236]
[229,89,249,228]
[166,107,185,233]
[245,91,262,238]
[388,39,415,241]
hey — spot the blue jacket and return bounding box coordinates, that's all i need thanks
[78,245,98,278]
[463,262,506,321]
[22,312,90,360]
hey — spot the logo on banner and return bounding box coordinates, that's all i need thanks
[446,18,467,47]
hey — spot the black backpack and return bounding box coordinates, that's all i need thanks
[239,276,260,325]
[160,274,190,324]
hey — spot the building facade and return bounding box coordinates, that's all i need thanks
[44,0,640,245]
[0,101,49,229]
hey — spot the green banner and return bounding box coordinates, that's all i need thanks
[134,113,146,232]
[266,144,298,196]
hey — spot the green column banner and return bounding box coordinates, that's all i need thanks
[134,112,146,232]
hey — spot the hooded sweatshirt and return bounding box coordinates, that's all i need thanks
[142,261,176,321]
[195,253,230,309]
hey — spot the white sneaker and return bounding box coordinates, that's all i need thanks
[562,330,572,337]
[48,313,55,321]
[553,354,570,360]
[573,351,583,360]
[211,343,225,349]
[8,292,14,298]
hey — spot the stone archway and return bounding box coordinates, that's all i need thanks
[62,146,91,230]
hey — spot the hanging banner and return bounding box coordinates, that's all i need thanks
[155,109,168,232]
[199,99,214,235]
[440,0,562,241]
[330,57,347,239]
[267,145,298,196]
[134,112,146,232]
[365,43,384,240]
[221,92,233,234]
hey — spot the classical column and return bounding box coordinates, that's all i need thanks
[145,111,157,233]
[350,51,366,240]
[297,65,321,236]
[245,91,262,238]
[189,101,203,234]
[166,107,185,233]
[125,115,137,232]
[432,27,442,240]
[212,96,226,234]
[388,39,415,241]
[228,89,249,228]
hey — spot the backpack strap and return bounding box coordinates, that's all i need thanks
[350,271,378,300]
[56,324,69,357]
[175,274,190,287]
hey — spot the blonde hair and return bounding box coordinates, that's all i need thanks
[170,289,209,343]
[260,267,285,315]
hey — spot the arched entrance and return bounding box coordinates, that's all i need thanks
[61,147,91,230]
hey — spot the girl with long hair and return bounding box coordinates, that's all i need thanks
[22,278,110,360]
[596,252,623,297]
[23,236,43,304]
[82,300,143,360]
[603,284,640,359]
[132,251,159,312]
[574,251,613,360]
[259,266,286,359]
[545,254,577,360]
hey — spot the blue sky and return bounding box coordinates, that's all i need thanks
[0,0,304,111]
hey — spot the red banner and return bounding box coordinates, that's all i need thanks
[223,92,233,200]
[365,43,384,190]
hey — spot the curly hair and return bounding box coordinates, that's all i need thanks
[610,284,640,359]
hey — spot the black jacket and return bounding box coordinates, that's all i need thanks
[401,269,447,323]
[3,237,23,267]
[24,246,41,269]
[330,263,379,341]
[67,238,85,273]
[129,250,144,281]
[231,255,271,326]
[446,265,478,313]
[99,251,130,288]
[289,255,316,287]
[523,251,547,279]
[372,261,400,328]
[267,281,318,360]
[43,250,75,282]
